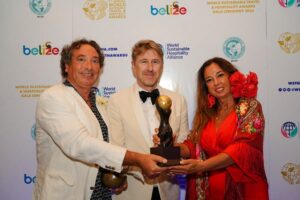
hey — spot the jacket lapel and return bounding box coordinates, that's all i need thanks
[131,84,152,147]
[66,86,101,139]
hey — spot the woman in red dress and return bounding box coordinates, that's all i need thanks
[168,57,269,200]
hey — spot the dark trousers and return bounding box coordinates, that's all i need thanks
[151,186,161,200]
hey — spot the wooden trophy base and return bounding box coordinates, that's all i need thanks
[150,146,181,166]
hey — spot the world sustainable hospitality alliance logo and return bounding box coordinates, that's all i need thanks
[98,86,116,98]
[29,0,51,17]
[161,43,190,60]
[223,37,245,61]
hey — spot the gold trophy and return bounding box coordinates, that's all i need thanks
[150,95,181,166]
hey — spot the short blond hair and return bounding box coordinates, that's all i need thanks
[131,39,163,62]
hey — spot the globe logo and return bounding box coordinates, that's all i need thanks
[278,0,296,7]
[281,121,298,138]
[223,37,245,61]
[29,0,51,16]
[31,123,36,140]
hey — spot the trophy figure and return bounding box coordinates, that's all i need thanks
[150,95,181,166]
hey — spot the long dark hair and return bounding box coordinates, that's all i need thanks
[191,57,238,142]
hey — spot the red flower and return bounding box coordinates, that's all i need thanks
[243,83,258,98]
[230,71,246,98]
[230,71,258,98]
[230,71,246,85]
[247,71,258,85]
[243,71,258,98]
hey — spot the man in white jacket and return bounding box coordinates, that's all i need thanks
[108,39,189,200]
[33,38,166,200]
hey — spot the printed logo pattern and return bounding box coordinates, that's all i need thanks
[29,0,51,17]
[83,0,108,20]
[281,163,300,184]
[150,1,187,16]
[83,0,126,20]
[278,32,300,54]
[281,122,298,138]
[278,0,300,7]
[223,37,245,61]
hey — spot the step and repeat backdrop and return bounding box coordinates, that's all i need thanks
[0,0,299,199]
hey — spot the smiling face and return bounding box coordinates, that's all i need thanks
[65,44,101,92]
[204,62,232,100]
[132,49,163,91]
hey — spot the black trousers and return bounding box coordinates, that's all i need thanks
[151,186,161,200]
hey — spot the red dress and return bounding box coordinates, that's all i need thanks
[185,98,269,200]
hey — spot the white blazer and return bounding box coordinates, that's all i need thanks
[107,83,189,200]
[33,84,126,200]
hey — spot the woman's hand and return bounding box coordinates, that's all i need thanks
[167,159,205,175]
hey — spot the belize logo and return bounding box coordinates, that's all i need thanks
[23,42,60,56]
[281,121,298,138]
[223,37,245,61]
[278,32,300,54]
[29,0,51,17]
[281,163,300,184]
[278,0,300,7]
[150,1,187,16]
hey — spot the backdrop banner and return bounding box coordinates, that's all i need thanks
[0,1,299,199]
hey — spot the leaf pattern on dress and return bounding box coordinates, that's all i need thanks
[236,98,264,135]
